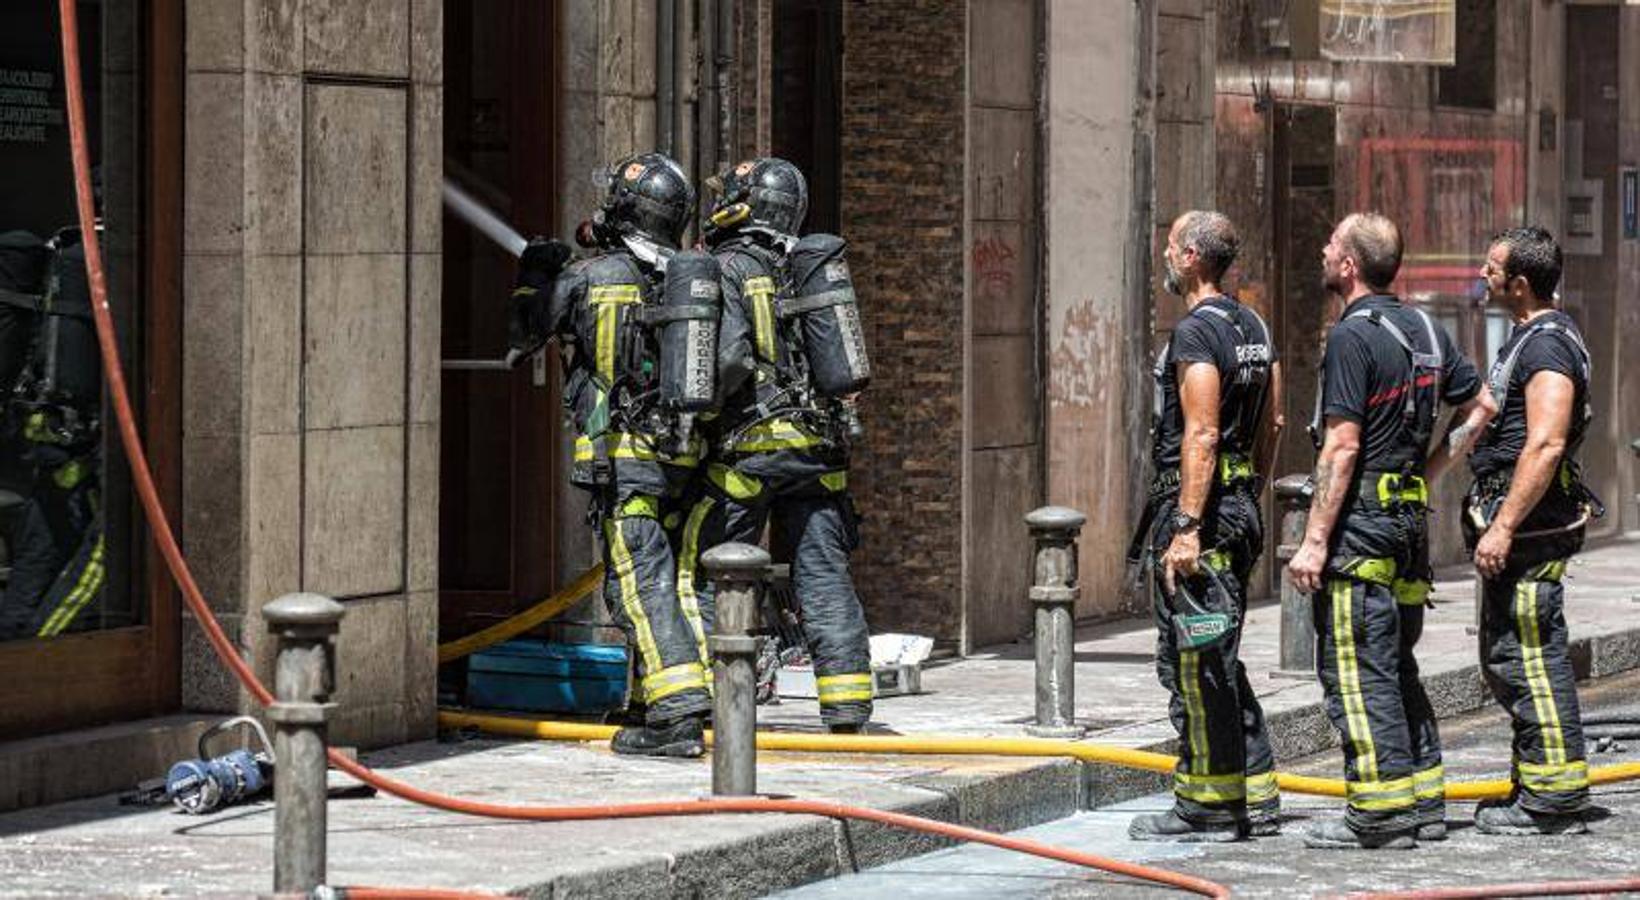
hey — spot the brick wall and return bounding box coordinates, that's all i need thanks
[840,2,967,643]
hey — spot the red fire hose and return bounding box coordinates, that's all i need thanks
[51,2,1230,897]
[1344,878,1640,899]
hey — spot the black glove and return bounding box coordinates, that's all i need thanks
[508,238,574,364]
[519,237,573,281]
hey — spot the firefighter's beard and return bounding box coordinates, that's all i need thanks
[1164,260,1185,296]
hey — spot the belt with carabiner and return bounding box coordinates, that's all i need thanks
[1356,470,1428,511]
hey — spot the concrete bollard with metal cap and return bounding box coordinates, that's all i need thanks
[1024,506,1087,739]
[1273,475,1317,675]
[702,542,770,796]
[261,592,345,894]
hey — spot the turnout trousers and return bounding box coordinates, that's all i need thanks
[599,482,713,726]
[678,452,873,726]
[1465,486,1589,814]
[0,450,102,641]
[1313,504,1445,835]
[1145,481,1279,826]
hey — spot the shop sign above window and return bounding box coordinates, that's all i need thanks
[1292,0,1457,65]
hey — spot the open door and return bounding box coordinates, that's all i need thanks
[439,2,563,641]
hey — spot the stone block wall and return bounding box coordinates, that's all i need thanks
[840,1,969,645]
[966,0,1043,649]
[181,0,442,748]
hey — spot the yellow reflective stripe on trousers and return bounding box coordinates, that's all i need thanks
[642,662,708,703]
[1174,771,1246,804]
[1245,770,1280,806]
[1517,759,1589,793]
[35,533,106,638]
[1393,578,1431,607]
[1530,559,1567,582]
[1411,764,1445,801]
[1332,578,1379,783]
[1345,774,1416,811]
[676,497,715,674]
[745,275,778,362]
[1179,649,1211,775]
[604,518,663,688]
[816,673,874,704]
[1516,579,1567,767]
[729,419,822,453]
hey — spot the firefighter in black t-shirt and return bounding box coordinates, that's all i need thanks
[1288,213,1496,850]
[1436,227,1596,835]
[1127,211,1284,843]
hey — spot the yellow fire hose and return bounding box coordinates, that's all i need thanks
[436,565,605,664]
[437,709,1640,802]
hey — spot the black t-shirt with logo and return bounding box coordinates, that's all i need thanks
[1151,295,1275,469]
[1469,310,1588,479]
[1318,294,1480,474]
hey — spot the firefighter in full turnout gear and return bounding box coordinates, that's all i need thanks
[0,227,105,641]
[1443,227,1596,834]
[1126,211,1284,842]
[508,152,722,757]
[676,157,874,732]
[1288,213,1496,849]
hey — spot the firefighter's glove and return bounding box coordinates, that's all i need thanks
[508,238,572,360]
[520,237,573,281]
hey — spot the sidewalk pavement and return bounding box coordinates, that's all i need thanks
[3,537,1640,898]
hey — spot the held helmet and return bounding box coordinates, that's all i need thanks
[704,157,809,241]
[592,152,695,250]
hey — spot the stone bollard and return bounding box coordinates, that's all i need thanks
[1273,475,1316,675]
[702,542,770,796]
[262,593,345,894]
[1024,506,1087,739]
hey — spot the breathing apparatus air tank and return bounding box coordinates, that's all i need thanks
[653,250,722,413]
[782,234,870,397]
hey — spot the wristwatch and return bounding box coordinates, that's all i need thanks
[1172,511,1202,533]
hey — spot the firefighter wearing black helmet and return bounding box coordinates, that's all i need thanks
[508,152,722,757]
[1288,212,1496,849]
[677,157,875,732]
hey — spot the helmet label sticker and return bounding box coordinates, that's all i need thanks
[623,162,646,181]
[824,261,850,283]
[735,160,756,175]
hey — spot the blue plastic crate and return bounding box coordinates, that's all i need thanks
[466,639,630,715]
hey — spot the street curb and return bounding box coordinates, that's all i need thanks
[505,622,1640,898]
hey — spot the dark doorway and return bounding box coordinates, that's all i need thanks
[439,1,563,639]
[771,0,842,235]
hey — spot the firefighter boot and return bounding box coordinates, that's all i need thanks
[1128,809,1246,843]
[1302,819,1417,850]
[611,716,706,759]
[1474,797,1589,836]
